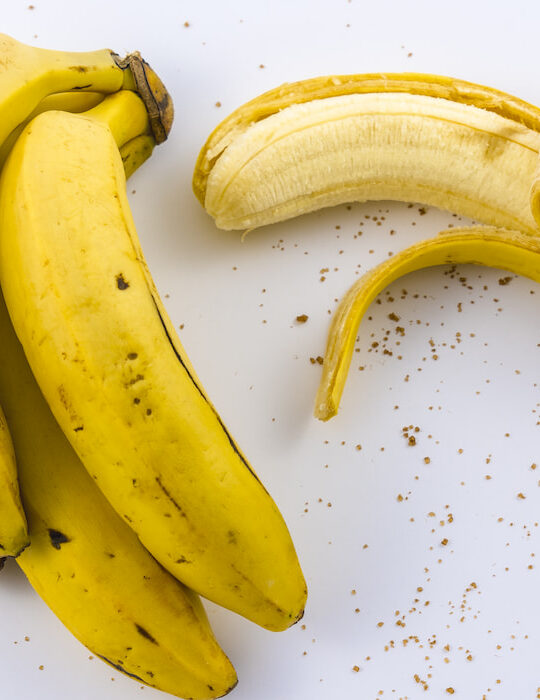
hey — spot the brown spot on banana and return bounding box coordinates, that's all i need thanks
[95,654,147,684]
[134,623,159,645]
[48,529,71,549]
[116,273,129,290]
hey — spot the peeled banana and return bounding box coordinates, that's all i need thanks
[193,73,540,233]
[315,225,540,420]
[0,98,306,631]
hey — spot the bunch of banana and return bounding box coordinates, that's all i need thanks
[193,72,540,233]
[0,33,305,631]
[0,34,307,699]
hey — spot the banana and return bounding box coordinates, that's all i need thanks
[0,401,28,558]
[193,73,540,233]
[314,225,540,420]
[0,32,173,153]
[0,101,307,630]
[0,93,236,699]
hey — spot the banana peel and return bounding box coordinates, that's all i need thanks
[315,225,540,420]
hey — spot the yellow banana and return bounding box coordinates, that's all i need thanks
[193,73,540,233]
[0,401,28,558]
[0,93,236,699]
[0,103,306,630]
[315,225,540,420]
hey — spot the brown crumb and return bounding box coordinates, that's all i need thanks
[296,314,309,323]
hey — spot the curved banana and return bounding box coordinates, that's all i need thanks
[0,32,172,153]
[0,94,235,699]
[0,106,307,630]
[315,225,540,420]
[193,73,540,233]
[0,402,28,558]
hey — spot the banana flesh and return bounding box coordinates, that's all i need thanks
[0,402,28,557]
[315,225,540,420]
[0,108,306,630]
[200,91,540,232]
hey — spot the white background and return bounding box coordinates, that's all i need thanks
[2,1,540,698]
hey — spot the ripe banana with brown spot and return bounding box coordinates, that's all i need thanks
[0,91,237,700]
[193,73,540,233]
[314,225,540,420]
[0,88,306,631]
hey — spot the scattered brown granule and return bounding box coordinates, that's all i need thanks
[183,21,190,27]
[352,665,360,672]
[296,314,308,323]
[485,475,492,480]
[518,492,526,499]
[498,276,512,285]
[408,436,416,446]
[441,538,449,546]
[532,464,537,470]
[259,64,265,69]
[355,444,362,451]
[38,666,44,671]
[446,689,455,695]
[397,494,404,502]
[377,621,384,627]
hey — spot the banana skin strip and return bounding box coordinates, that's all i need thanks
[315,226,540,420]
